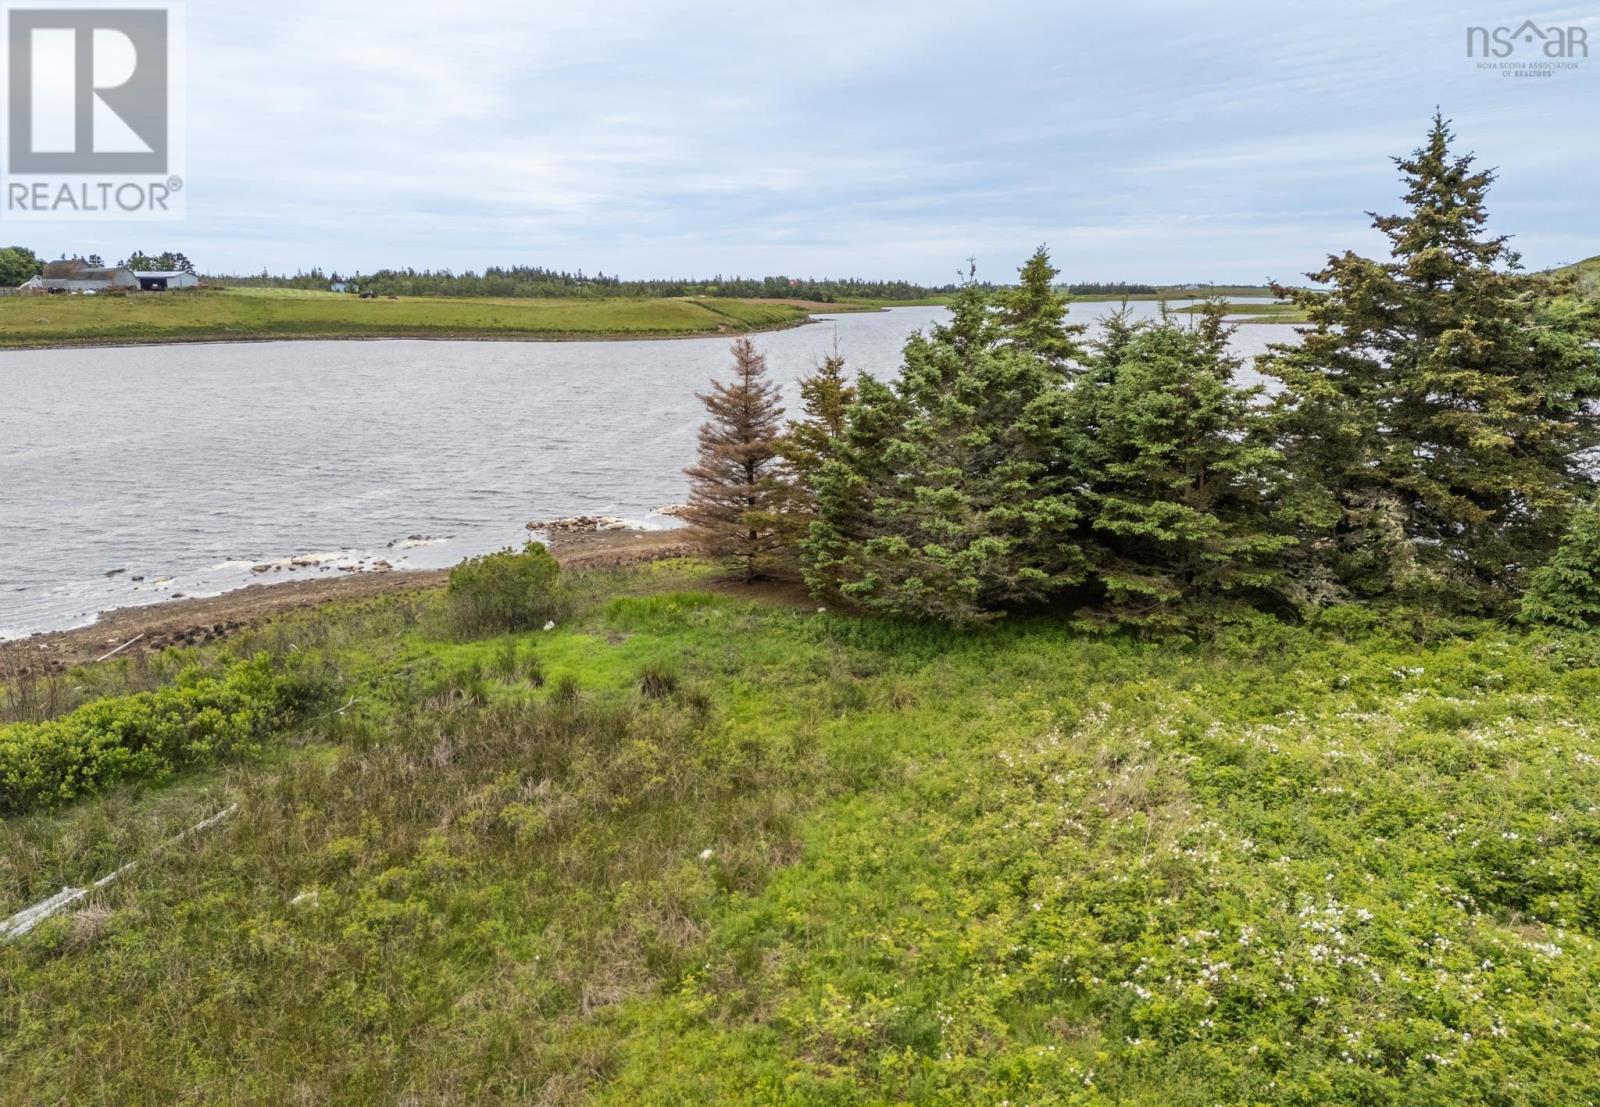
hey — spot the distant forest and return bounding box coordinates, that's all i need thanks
[208,266,958,302]
[1063,281,1158,295]
[203,266,1281,302]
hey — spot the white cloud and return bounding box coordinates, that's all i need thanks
[24,0,1596,281]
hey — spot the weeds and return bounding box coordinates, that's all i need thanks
[636,662,679,700]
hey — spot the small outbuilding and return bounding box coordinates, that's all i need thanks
[136,270,199,291]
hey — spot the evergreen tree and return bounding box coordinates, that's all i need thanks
[804,274,1086,624]
[780,339,855,493]
[1521,499,1600,629]
[775,339,856,563]
[1071,303,1294,629]
[683,338,786,582]
[1266,113,1600,608]
[994,245,1085,372]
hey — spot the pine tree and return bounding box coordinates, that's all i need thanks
[779,338,854,496]
[1072,303,1294,629]
[804,272,1086,624]
[1266,113,1600,608]
[774,339,855,565]
[994,245,1085,372]
[1521,499,1600,629]
[683,338,786,582]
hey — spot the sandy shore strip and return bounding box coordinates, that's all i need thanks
[1,529,694,675]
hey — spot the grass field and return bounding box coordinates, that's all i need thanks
[5,562,1600,1103]
[1553,255,1600,297]
[0,287,814,348]
[1068,285,1288,303]
[1173,299,1308,323]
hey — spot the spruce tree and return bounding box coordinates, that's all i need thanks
[804,271,1086,624]
[1521,499,1600,630]
[774,340,855,566]
[994,245,1085,372]
[1072,303,1294,629]
[683,337,786,582]
[1266,113,1600,608]
[779,339,855,497]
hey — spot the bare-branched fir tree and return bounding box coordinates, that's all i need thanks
[683,337,786,582]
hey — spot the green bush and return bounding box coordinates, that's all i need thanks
[0,654,324,815]
[445,542,566,637]
[1522,499,1600,629]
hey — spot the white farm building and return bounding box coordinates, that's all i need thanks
[135,270,199,291]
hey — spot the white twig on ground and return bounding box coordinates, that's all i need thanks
[0,803,239,941]
[93,632,146,664]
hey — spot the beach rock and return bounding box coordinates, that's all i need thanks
[526,515,633,535]
[655,503,691,519]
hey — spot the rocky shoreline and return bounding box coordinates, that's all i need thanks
[1,527,695,676]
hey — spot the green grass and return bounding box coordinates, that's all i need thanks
[1172,300,1308,323]
[4,571,1600,1103]
[1067,285,1290,303]
[834,295,957,309]
[1551,255,1600,298]
[0,287,813,348]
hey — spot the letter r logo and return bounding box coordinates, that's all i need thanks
[7,8,168,172]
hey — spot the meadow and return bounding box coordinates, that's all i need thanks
[3,560,1599,1104]
[0,287,813,348]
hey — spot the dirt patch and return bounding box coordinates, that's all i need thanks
[2,530,696,676]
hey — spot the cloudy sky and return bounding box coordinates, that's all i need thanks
[20,0,1600,284]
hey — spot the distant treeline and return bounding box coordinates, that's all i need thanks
[1063,281,1158,295]
[208,266,956,302]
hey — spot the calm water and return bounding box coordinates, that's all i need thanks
[0,302,1298,637]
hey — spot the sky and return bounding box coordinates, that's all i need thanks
[12,0,1600,284]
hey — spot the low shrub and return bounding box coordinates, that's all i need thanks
[0,653,326,815]
[445,542,566,637]
[637,662,679,699]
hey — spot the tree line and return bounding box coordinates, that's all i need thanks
[211,265,955,302]
[682,115,1600,630]
[0,247,195,285]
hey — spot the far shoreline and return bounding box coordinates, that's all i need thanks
[0,312,858,353]
[0,289,926,353]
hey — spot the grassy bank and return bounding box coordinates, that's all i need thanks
[0,287,815,348]
[1068,285,1288,302]
[4,565,1600,1103]
[1553,254,1600,298]
[1172,299,1308,323]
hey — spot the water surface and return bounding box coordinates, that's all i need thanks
[0,302,1298,636]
